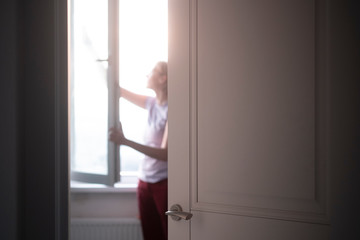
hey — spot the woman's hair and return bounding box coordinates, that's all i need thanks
[155,61,168,95]
[156,61,167,76]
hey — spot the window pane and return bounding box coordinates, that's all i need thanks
[119,100,147,174]
[119,0,168,176]
[70,0,108,175]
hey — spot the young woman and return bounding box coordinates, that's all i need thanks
[109,61,168,240]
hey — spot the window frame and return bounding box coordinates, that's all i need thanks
[70,0,120,186]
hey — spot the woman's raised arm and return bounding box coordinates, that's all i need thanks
[119,87,148,109]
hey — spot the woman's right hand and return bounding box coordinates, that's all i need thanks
[109,122,127,145]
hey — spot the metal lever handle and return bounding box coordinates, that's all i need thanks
[165,204,193,221]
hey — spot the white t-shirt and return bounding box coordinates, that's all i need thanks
[138,97,168,183]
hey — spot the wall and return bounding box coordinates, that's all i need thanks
[70,190,138,218]
[0,1,20,239]
[0,0,68,239]
[329,0,360,238]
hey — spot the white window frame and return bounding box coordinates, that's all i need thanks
[69,0,120,186]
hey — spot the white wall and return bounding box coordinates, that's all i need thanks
[70,190,138,218]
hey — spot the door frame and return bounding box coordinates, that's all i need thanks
[54,0,69,239]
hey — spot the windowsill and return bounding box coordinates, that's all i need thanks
[70,181,137,193]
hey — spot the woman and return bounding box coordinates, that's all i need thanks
[109,61,168,240]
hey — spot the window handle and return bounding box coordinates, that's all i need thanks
[165,204,193,221]
[96,59,108,62]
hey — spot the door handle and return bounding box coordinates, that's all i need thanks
[165,204,193,221]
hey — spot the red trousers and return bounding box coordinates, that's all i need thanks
[137,179,168,240]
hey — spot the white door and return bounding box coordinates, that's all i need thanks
[168,0,330,239]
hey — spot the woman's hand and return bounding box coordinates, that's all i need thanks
[109,122,168,161]
[109,123,127,145]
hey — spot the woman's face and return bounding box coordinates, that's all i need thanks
[147,65,166,90]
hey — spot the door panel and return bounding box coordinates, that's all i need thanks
[169,0,330,239]
[192,212,329,240]
[196,0,316,205]
[194,0,327,220]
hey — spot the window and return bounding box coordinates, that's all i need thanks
[69,0,168,186]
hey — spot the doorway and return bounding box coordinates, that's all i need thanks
[68,0,168,239]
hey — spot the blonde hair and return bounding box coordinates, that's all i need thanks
[156,61,167,76]
[155,61,167,95]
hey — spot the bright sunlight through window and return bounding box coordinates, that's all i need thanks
[70,0,167,186]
